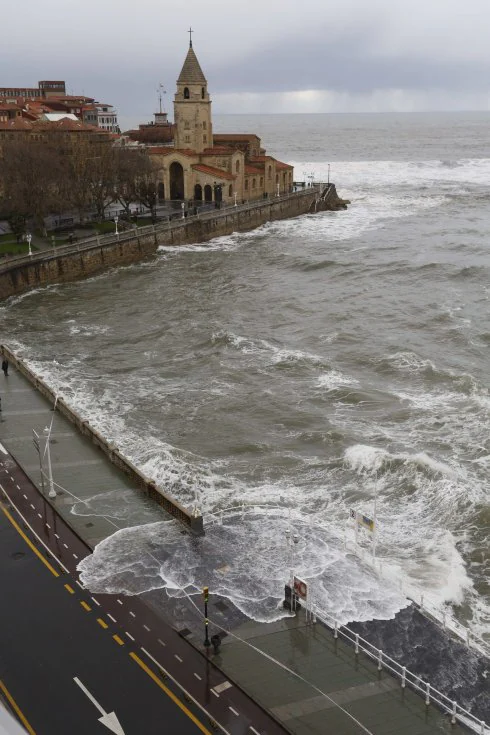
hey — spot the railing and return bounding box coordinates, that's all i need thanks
[204,503,490,659]
[0,185,324,274]
[309,603,489,735]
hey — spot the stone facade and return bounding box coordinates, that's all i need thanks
[149,41,293,206]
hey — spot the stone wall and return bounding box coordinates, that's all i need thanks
[0,185,347,301]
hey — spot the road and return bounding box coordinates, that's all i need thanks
[0,443,287,735]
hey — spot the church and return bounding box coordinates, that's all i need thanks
[149,37,293,205]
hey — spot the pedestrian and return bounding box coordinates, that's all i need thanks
[2,359,8,377]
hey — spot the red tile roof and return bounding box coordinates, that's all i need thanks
[149,147,196,157]
[192,163,235,180]
[213,133,260,141]
[201,146,234,155]
[275,161,293,170]
[0,118,33,130]
[245,165,263,175]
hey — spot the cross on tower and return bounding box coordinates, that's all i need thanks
[188,27,193,48]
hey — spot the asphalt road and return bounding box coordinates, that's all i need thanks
[0,443,286,735]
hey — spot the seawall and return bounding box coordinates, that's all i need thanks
[0,184,347,301]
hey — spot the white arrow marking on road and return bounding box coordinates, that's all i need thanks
[73,677,125,735]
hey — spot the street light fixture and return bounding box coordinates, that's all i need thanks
[27,232,32,256]
[234,192,237,207]
[276,183,280,197]
[43,426,56,498]
[114,215,119,236]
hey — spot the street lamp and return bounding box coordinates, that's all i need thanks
[27,233,32,256]
[276,183,280,197]
[114,215,119,236]
[203,586,210,647]
[234,192,237,207]
[43,426,56,498]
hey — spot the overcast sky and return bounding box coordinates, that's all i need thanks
[2,0,490,128]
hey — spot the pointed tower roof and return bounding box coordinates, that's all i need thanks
[177,45,207,85]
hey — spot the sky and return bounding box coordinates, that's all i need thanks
[2,0,490,128]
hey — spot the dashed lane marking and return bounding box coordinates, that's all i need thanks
[194,673,202,681]
[211,690,220,698]
[249,728,261,735]
[117,599,123,605]
[158,638,166,647]
[129,611,136,618]
[229,707,239,717]
[80,601,91,612]
[64,584,75,594]
[0,679,36,735]
[30,504,35,510]
[54,533,60,539]
[63,543,68,549]
[130,652,215,735]
[174,655,183,663]
[45,522,51,529]
[113,635,124,646]
[91,597,101,607]
[23,493,27,499]
[0,504,59,578]
[143,624,151,632]
[0,485,70,574]
[37,513,42,519]
[97,618,109,629]
[72,553,78,559]
[76,580,84,589]
[125,631,135,641]
[107,614,117,623]
[16,485,21,490]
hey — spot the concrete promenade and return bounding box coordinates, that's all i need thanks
[0,362,477,735]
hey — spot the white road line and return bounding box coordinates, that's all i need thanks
[211,690,220,698]
[16,485,20,490]
[73,553,78,559]
[22,493,27,499]
[229,707,239,717]
[125,632,135,641]
[45,522,51,529]
[157,639,166,647]
[54,533,60,539]
[107,614,117,623]
[139,647,232,734]
[249,727,261,735]
[30,504,35,509]
[117,599,123,605]
[63,543,68,549]
[174,655,183,663]
[76,580,84,589]
[143,624,150,632]
[129,611,136,618]
[37,513,42,519]
[194,673,202,681]
[0,484,70,574]
[91,597,101,607]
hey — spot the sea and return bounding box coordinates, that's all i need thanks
[2,112,489,646]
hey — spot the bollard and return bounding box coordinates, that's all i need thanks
[401,666,406,688]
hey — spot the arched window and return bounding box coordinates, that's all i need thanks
[184,87,190,99]
[204,184,213,202]
[194,184,202,201]
[201,87,205,99]
[252,178,256,189]
[268,165,272,179]
[228,185,232,197]
[245,179,248,190]
[235,160,240,173]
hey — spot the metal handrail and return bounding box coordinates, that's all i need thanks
[204,503,490,658]
[310,604,488,734]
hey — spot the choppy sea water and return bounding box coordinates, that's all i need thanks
[2,112,489,643]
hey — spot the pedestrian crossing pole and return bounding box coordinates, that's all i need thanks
[203,586,210,647]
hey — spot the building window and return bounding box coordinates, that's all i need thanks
[185,135,190,143]
[184,120,190,129]
[184,87,190,99]
[201,87,205,99]
[203,135,207,143]
[276,174,279,184]
[260,177,263,186]
[268,165,272,179]
[228,185,232,196]
[252,178,256,188]
[203,121,206,130]
[235,160,240,173]
[245,180,248,190]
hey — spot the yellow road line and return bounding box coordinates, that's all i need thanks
[0,679,36,735]
[97,618,108,629]
[0,505,59,578]
[129,652,213,735]
[113,635,124,646]
[64,584,75,594]
[80,601,91,612]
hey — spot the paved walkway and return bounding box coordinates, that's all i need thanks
[0,361,474,735]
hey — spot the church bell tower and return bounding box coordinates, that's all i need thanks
[174,31,213,153]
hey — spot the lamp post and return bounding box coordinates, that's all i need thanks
[234,192,237,207]
[27,233,32,256]
[203,586,210,647]
[114,215,119,236]
[43,426,56,498]
[276,183,280,197]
